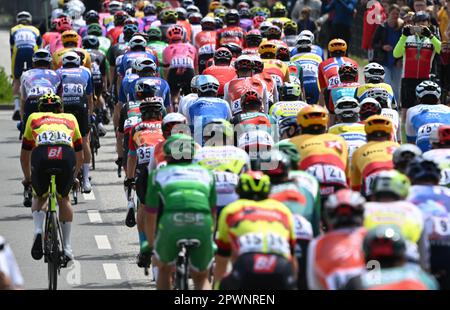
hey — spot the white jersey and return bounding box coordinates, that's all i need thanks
[328,122,367,165]
[178,93,198,117]
[405,104,450,152]
[423,149,450,187]
[381,108,400,142]
[0,236,24,288]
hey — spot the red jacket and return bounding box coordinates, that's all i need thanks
[362,1,386,50]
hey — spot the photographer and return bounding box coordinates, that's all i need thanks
[393,11,441,124]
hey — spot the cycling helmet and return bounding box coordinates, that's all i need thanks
[56,16,73,32]
[275,140,301,169]
[87,23,103,36]
[406,157,441,184]
[225,9,240,26]
[215,8,227,20]
[234,55,254,71]
[61,30,79,46]
[237,1,250,10]
[215,16,224,29]
[162,113,187,134]
[135,79,157,99]
[160,9,178,24]
[364,62,385,83]
[32,49,52,65]
[134,57,157,73]
[196,75,220,94]
[259,21,273,36]
[258,42,277,59]
[186,5,201,14]
[264,149,291,179]
[297,105,329,128]
[393,144,422,172]
[278,116,299,138]
[166,25,184,42]
[266,25,282,40]
[438,125,450,145]
[272,2,287,17]
[363,225,406,262]
[124,17,139,27]
[221,43,242,57]
[283,21,298,36]
[296,34,313,49]
[281,82,302,100]
[416,80,441,102]
[365,88,391,109]
[328,38,347,54]
[163,133,196,161]
[364,115,393,135]
[16,11,32,24]
[214,47,233,64]
[236,171,271,201]
[85,10,99,23]
[221,0,234,9]
[239,7,251,19]
[359,97,382,121]
[129,35,147,49]
[114,11,128,26]
[203,118,234,142]
[276,46,290,62]
[109,1,123,14]
[371,170,411,200]
[139,96,164,117]
[252,15,266,29]
[209,1,221,12]
[82,35,100,49]
[123,24,139,38]
[335,96,360,118]
[182,0,195,9]
[339,62,358,81]
[251,56,264,73]
[123,3,136,17]
[38,93,63,113]
[299,30,315,42]
[147,27,162,41]
[241,90,263,111]
[143,4,156,16]
[62,51,81,67]
[325,189,366,228]
[188,12,202,25]
[201,16,216,31]
[245,29,263,48]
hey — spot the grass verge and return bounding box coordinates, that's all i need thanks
[0,66,13,105]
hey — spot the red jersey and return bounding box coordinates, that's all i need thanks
[107,26,124,46]
[216,26,245,47]
[128,120,164,165]
[318,57,358,91]
[202,65,237,96]
[195,30,217,49]
[224,77,267,115]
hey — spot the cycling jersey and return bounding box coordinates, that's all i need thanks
[307,227,367,290]
[126,76,171,108]
[42,31,59,49]
[240,19,253,32]
[254,71,278,105]
[52,47,92,70]
[107,26,124,46]
[128,120,164,165]
[380,108,400,143]
[22,112,82,152]
[141,16,158,31]
[318,57,358,91]
[242,47,259,55]
[10,24,41,79]
[223,77,269,115]
[423,149,450,187]
[269,100,308,122]
[262,59,290,85]
[232,112,276,134]
[329,123,367,164]
[118,50,158,77]
[393,34,441,79]
[195,30,217,49]
[162,42,197,77]
[405,104,450,152]
[291,52,321,104]
[56,66,93,108]
[355,82,397,109]
[290,45,324,60]
[408,185,450,211]
[86,49,108,93]
[216,26,245,47]
[329,82,360,113]
[107,43,129,71]
[193,146,250,208]
[216,198,296,259]
[118,73,139,104]
[147,40,168,75]
[20,69,61,102]
[202,65,237,97]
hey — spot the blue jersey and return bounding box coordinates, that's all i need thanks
[20,69,61,101]
[118,73,139,103]
[290,45,324,60]
[118,51,157,77]
[330,82,359,109]
[127,76,171,108]
[408,185,450,212]
[56,66,93,107]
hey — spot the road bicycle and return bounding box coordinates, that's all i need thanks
[174,239,200,290]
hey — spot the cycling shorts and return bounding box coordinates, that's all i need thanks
[430,245,450,290]
[135,164,148,204]
[167,67,195,95]
[64,105,89,137]
[219,253,297,290]
[154,212,214,271]
[401,78,426,109]
[12,47,34,79]
[31,145,76,197]
[303,79,320,105]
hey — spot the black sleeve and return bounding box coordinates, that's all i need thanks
[118,103,128,133]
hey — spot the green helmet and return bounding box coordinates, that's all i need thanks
[370,170,411,199]
[275,140,300,170]
[87,23,103,36]
[363,225,406,262]
[147,26,162,41]
[163,133,196,162]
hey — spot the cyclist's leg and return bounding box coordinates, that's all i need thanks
[167,68,181,110]
[136,165,148,251]
[12,48,33,117]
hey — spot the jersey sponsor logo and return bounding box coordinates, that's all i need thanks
[325,140,343,153]
[253,254,278,273]
[47,146,63,160]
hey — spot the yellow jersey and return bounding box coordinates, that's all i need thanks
[52,47,92,70]
[216,198,296,259]
[22,112,83,152]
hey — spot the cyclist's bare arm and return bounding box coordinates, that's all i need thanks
[126,154,137,179]
[88,95,94,115]
[213,254,229,285]
[20,149,32,182]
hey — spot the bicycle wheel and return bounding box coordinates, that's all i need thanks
[47,211,60,290]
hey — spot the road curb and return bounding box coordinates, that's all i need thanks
[0,105,13,110]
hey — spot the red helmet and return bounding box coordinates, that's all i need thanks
[241,90,262,109]
[167,25,184,42]
[438,125,450,144]
[56,16,72,32]
[253,15,265,28]
[114,10,128,26]
[325,189,365,228]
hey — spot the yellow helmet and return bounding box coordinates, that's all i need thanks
[209,1,221,12]
[364,115,393,135]
[61,30,79,45]
[328,38,348,53]
[258,42,278,59]
[297,105,329,128]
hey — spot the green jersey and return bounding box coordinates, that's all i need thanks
[147,40,167,77]
[98,36,112,56]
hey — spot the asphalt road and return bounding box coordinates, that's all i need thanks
[0,111,156,289]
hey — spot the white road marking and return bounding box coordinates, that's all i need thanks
[87,210,102,223]
[83,191,96,200]
[95,235,112,250]
[103,263,121,280]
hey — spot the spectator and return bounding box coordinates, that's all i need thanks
[297,7,318,34]
[0,236,24,290]
[322,0,359,47]
[292,0,323,22]
[372,4,403,100]
[437,0,450,42]
[362,0,387,61]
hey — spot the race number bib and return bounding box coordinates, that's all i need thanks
[63,83,84,97]
[198,44,214,56]
[170,57,194,69]
[15,31,35,47]
[238,232,290,256]
[37,130,72,146]
[214,171,239,195]
[231,99,242,115]
[306,164,347,186]
[137,146,154,165]
[431,216,450,237]
[271,74,283,88]
[293,214,313,241]
[124,116,140,131]
[327,76,340,88]
[301,63,318,77]
[27,86,53,98]
[418,123,442,140]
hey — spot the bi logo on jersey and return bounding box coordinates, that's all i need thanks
[325,140,343,153]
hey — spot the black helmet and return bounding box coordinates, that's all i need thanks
[82,35,99,49]
[143,4,156,16]
[264,149,291,181]
[123,3,136,17]
[225,9,240,26]
[363,225,406,263]
[139,96,164,118]
[221,42,242,58]
[405,157,441,184]
[278,116,299,138]
[84,10,99,23]
[215,16,224,29]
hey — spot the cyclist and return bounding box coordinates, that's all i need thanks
[52,30,91,70]
[163,25,197,106]
[307,189,367,290]
[20,49,61,132]
[328,97,366,164]
[216,9,245,47]
[214,171,298,290]
[107,22,136,86]
[406,81,450,152]
[107,10,128,45]
[118,35,157,82]
[187,12,202,44]
[0,235,24,289]
[345,225,438,290]
[424,125,450,187]
[21,94,83,262]
[87,23,112,57]
[142,134,216,290]
[237,129,275,170]
[195,16,216,50]
[242,29,263,55]
[202,47,236,97]
[359,97,383,122]
[252,56,278,106]
[393,143,423,174]
[276,45,303,84]
[141,4,157,31]
[290,105,349,198]
[291,34,322,105]
[43,16,67,52]
[258,41,290,87]
[297,30,324,60]
[282,21,298,50]
[10,11,42,121]
[146,27,168,76]
[238,7,253,32]
[56,51,94,193]
[78,10,103,38]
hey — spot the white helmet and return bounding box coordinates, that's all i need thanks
[17,11,32,24]
[364,62,385,83]
[393,144,422,166]
[416,80,441,101]
[109,1,123,14]
[129,35,147,49]
[62,51,81,67]
[296,34,313,49]
[32,49,52,64]
[335,96,360,116]
[162,113,187,127]
[299,30,315,43]
[134,57,157,73]
[197,75,220,94]
[190,75,200,90]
